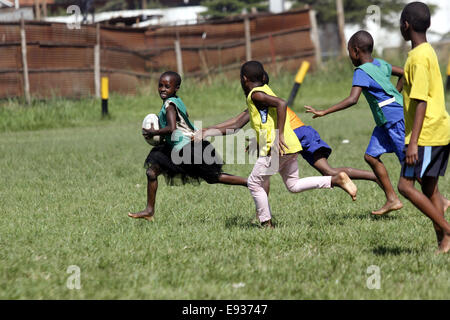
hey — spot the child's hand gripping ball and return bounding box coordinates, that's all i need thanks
[142,113,161,146]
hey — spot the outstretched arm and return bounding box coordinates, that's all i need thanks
[251,91,289,154]
[194,110,250,141]
[208,110,249,133]
[304,86,363,118]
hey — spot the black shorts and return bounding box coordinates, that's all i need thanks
[144,141,224,185]
[401,144,449,179]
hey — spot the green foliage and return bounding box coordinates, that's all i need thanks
[66,0,158,12]
[145,1,166,9]
[97,0,131,12]
[52,0,165,12]
[293,0,435,29]
[200,0,268,19]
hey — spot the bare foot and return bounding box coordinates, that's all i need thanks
[332,172,357,201]
[436,233,450,254]
[443,197,450,213]
[371,200,403,215]
[128,209,154,221]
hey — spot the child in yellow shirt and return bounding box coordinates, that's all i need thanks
[198,61,357,228]
[397,2,450,253]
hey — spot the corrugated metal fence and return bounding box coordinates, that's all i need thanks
[0,8,315,99]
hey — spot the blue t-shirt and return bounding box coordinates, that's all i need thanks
[352,59,404,127]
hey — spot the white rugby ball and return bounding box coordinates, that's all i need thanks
[142,113,160,146]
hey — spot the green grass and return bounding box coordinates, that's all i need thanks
[0,62,449,299]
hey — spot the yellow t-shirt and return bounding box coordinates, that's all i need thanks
[246,84,302,156]
[402,42,450,146]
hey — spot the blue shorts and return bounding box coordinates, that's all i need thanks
[401,144,449,179]
[365,120,405,162]
[294,126,332,166]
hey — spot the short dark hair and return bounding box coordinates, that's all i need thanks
[263,71,269,85]
[401,1,430,33]
[348,30,374,53]
[241,61,265,83]
[160,71,181,87]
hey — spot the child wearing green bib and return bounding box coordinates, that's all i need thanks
[305,30,406,216]
[128,71,247,221]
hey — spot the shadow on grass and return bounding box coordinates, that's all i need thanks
[370,213,401,221]
[224,215,260,230]
[340,211,401,221]
[372,245,418,256]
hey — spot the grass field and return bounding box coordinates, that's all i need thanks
[0,60,449,299]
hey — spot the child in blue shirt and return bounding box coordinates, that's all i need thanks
[305,30,405,216]
[352,60,405,129]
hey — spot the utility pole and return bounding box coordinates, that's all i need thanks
[20,14,31,105]
[336,0,347,57]
[244,15,252,61]
[309,9,322,67]
[94,23,101,98]
[34,0,41,21]
[42,0,47,18]
[174,32,183,77]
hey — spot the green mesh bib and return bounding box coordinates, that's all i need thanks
[158,96,197,150]
[358,59,404,127]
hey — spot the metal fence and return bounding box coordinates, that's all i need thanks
[0,8,315,99]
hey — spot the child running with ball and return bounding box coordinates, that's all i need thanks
[128,71,247,221]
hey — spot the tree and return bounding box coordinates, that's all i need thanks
[292,0,435,29]
[53,0,153,12]
[200,0,268,19]
[96,0,132,12]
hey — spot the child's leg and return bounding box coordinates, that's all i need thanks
[262,179,270,195]
[279,154,357,200]
[437,188,450,213]
[296,127,369,190]
[398,176,450,253]
[128,165,160,221]
[417,177,450,213]
[421,177,447,246]
[364,154,403,215]
[279,154,331,191]
[247,157,273,224]
[194,140,248,187]
[217,173,248,187]
[313,157,378,182]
